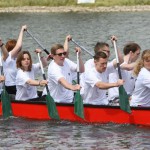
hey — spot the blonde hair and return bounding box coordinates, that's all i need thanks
[134,49,150,76]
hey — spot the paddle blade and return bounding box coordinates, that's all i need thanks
[1,90,13,118]
[119,85,131,113]
[74,90,84,119]
[46,94,60,120]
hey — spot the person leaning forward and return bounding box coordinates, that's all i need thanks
[80,51,124,105]
[42,44,84,103]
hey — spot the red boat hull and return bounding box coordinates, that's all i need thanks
[0,101,150,126]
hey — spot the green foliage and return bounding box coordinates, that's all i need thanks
[0,0,150,7]
[95,0,150,6]
[0,0,76,7]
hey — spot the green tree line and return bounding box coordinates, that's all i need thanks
[0,0,150,7]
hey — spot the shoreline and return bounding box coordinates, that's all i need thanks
[0,5,150,13]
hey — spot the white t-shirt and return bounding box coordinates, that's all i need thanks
[84,58,120,101]
[130,67,150,106]
[108,68,136,100]
[80,62,116,105]
[84,58,95,71]
[15,63,40,101]
[42,58,77,103]
[122,70,136,95]
[3,52,17,86]
[108,71,119,100]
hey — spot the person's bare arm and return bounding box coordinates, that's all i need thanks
[11,25,27,58]
[121,62,136,71]
[120,52,135,71]
[0,75,5,82]
[0,38,9,60]
[95,79,124,89]
[64,35,72,58]
[26,79,48,86]
[35,48,48,68]
[59,77,81,91]
[75,47,85,73]
[111,35,124,68]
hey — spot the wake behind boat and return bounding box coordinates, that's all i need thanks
[0,100,149,126]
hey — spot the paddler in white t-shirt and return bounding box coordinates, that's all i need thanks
[80,51,124,105]
[130,49,150,107]
[108,42,141,102]
[42,44,84,103]
[0,25,27,96]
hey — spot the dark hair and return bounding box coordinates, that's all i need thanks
[94,42,109,54]
[51,44,64,55]
[93,51,108,61]
[123,43,141,55]
[5,39,17,52]
[16,51,32,71]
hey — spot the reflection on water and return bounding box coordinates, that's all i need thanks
[0,12,150,149]
[0,118,150,149]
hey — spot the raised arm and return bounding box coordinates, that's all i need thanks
[11,25,27,58]
[75,47,85,73]
[0,38,9,60]
[111,35,124,68]
[64,35,72,58]
[35,48,48,68]
[120,52,136,71]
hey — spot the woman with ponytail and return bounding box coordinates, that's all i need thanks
[130,50,150,106]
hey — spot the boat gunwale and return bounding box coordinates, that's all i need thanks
[10,100,150,110]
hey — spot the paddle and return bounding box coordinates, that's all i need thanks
[26,30,50,55]
[113,40,131,113]
[71,38,93,57]
[0,51,13,118]
[74,51,84,119]
[37,53,60,120]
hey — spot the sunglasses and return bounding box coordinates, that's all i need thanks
[102,50,110,54]
[55,52,67,56]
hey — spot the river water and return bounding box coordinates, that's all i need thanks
[0,11,150,149]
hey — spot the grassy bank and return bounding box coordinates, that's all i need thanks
[0,0,150,7]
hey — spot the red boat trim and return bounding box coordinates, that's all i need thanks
[0,100,150,126]
[11,100,150,110]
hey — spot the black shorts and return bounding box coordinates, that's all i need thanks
[5,85,16,95]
